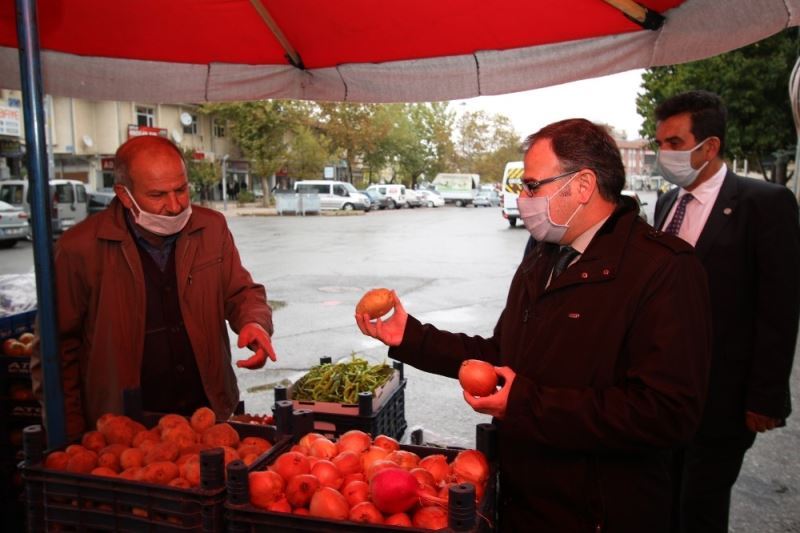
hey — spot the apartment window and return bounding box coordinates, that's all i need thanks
[213,119,226,138]
[136,105,155,127]
[183,114,198,135]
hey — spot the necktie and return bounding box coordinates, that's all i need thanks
[664,193,694,236]
[552,245,580,279]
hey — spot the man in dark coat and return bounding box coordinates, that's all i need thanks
[357,119,712,532]
[652,90,800,533]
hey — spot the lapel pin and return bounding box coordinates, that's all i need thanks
[723,207,732,215]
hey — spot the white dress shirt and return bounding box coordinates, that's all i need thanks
[662,164,727,246]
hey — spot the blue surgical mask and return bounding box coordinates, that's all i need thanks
[656,138,710,188]
[516,173,581,244]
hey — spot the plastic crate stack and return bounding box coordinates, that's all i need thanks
[0,310,39,530]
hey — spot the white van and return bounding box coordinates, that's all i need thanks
[293,180,370,211]
[365,183,407,209]
[0,179,89,234]
[501,161,524,227]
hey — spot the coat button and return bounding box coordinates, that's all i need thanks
[581,272,589,279]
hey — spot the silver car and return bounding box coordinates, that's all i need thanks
[0,200,30,248]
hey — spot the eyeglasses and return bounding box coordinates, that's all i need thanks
[521,169,580,194]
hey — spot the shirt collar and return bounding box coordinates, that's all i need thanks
[569,215,610,254]
[679,163,727,205]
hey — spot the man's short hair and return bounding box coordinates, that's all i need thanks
[114,136,185,188]
[523,118,625,202]
[655,90,727,153]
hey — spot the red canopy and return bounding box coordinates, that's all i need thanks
[0,0,798,102]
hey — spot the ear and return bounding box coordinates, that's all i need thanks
[704,137,722,160]
[575,170,596,204]
[113,184,133,209]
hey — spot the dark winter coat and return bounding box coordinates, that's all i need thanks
[390,198,712,532]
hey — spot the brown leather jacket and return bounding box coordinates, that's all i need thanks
[32,198,272,438]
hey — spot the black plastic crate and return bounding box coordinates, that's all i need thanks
[0,354,31,378]
[0,309,36,343]
[20,412,292,532]
[276,359,407,441]
[224,423,499,532]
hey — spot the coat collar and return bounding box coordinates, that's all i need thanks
[523,196,638,294]
[97,197,206,242]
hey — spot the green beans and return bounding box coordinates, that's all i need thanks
[292,356,394,404]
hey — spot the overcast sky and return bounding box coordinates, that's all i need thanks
[451,69,647,141]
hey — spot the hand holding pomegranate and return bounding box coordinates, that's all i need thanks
[354,290,407,347]
[462,366,516,419]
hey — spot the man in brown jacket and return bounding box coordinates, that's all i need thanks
[358,119,712,532]
[32,135,275,439]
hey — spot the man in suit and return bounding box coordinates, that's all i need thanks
[653,90,800,533]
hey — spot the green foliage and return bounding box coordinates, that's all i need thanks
[181,148,219,204]
[637,29,798,182]
[236,190,255,205]
[455,111,522,182]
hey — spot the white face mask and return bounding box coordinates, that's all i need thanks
[123,186,192,236]
[656,138,711,188]
[517,173,581,244]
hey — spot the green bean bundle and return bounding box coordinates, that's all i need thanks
[292,357,394,404]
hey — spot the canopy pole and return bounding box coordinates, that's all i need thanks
[249,0,305,69]
[15,0,66,447]
[602,0,665,30]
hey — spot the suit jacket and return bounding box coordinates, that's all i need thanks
[654,170,800,440]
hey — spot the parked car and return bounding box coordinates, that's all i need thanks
[365,184,407,209]
[405,189,423,208]
[483,189,502,206]
[0,178,89,234]
[0,200,30,248]
[293,180,370,211]
[361,189,389,210]
[621,190,649,223]
[88,191,115,215]
[472,193,492,207]
[417,189,445,208]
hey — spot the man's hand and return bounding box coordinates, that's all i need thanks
[354,290,407,346]
[236,323,277,369]
[745,410,782,433]
[463,366,516,419]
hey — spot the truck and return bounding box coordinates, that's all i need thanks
[501,161,524,227]
[431,173,480,207]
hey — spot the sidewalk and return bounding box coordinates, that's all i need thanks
[205,201,367,218]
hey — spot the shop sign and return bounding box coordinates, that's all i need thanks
[127,124,167,138]
[101,157,115,171]
[0,105,21,136]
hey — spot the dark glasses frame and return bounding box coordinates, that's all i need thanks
[521,169,580,194]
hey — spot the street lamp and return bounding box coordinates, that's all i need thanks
[222,154,229,211]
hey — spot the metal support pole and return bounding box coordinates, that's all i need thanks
[222,154,229,211]
[16,0,66,447]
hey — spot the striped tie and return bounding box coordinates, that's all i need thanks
[664,193,694,236]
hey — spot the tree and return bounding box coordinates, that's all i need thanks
[636,29,798,184]
[181,148,219,205]
[316,103,392,183]
[455,111,521,182]
[202,101,298,206]
[392,102,456,188]
[285,125,330,181]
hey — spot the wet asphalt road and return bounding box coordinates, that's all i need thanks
[1,200,797,531]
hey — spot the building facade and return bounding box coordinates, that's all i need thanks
[0,89,253,198]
